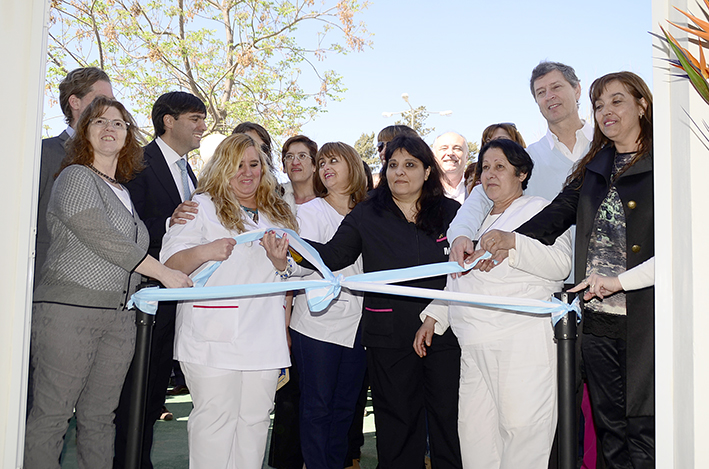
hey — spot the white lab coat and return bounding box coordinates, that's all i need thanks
[161,193,290,371]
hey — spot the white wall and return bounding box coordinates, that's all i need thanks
[0,0,48,467]
[653,0,709,467]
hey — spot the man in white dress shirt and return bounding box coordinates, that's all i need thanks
[449,61,593,265]
[432,131,468,204]
[525,61,594,201]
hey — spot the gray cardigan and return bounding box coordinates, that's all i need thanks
[34,165,149,310]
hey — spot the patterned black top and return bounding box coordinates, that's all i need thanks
[584,152,635,339]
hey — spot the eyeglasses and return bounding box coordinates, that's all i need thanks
[90,118,130,130]
[284,152,311,162]
[377,141,386,153]
[498,122,517,129]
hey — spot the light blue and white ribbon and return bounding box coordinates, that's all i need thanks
[128,228,580,325]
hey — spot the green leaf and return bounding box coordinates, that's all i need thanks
[663,26,709,105]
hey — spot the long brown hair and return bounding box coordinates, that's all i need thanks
[196,133,298,233]
[60,97,144,183]
[313,142,368,209]
[567,71,652,186]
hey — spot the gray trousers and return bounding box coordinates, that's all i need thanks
[25,303,136,469]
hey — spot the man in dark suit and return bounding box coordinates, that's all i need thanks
[35,67,113,288]
[114,91,207,469]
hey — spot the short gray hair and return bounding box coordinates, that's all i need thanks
[529,61,580,97]
[433,131,469,157]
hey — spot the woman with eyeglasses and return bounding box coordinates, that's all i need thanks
[281,135,318,211]
[25,97,191,469]
[268,135,319,469]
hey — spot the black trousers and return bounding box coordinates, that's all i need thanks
[268,353,304,469]
[113,301,177,469]
[367,344,462,469]
[582,333,654,469]
[344,369,370,466]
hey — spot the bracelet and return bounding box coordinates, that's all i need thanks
[276,255,296,280]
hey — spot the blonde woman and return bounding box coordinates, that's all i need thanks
[161,133,298,469]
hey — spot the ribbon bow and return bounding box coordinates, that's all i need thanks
[128,228,580,325]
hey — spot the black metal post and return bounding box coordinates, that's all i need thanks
[125,308,155,469]
[554,291,578,469]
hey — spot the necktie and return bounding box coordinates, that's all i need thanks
[176,158,191,201]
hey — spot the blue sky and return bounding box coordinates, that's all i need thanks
[43,0,655,151]
[299,0,654,148]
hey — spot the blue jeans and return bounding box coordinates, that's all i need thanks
[290,326,367,469]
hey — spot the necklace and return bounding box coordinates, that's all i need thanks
[473,203,511,247]
[241,205,259,223]
[88,164,118,184]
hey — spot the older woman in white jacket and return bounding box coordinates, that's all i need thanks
[415,139,572,469]
[161,133,298,469]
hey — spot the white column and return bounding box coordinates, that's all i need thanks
[653,0,709,467]
[0,0,48,467]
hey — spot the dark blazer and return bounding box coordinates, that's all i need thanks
[35,131,70,287]
[308,194,461,349]
[125,139,197,259]
[518,145,655,417]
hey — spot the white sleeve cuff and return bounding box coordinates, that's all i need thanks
[618,257,655,291]
[419,299,449,335]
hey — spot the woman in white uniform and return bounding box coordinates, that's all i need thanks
[161,133,298,469]
[289,142,368,469]
[415,139,572,469]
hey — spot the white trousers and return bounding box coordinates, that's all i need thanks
[181,362,279,469]
[458,321,557,469]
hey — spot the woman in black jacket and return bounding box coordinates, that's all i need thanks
[478,71,655,468]
[266,135,463,469]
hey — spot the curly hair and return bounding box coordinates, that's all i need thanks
[313,142,368,209]
[60,97,144,183]
[196,133,298,233]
